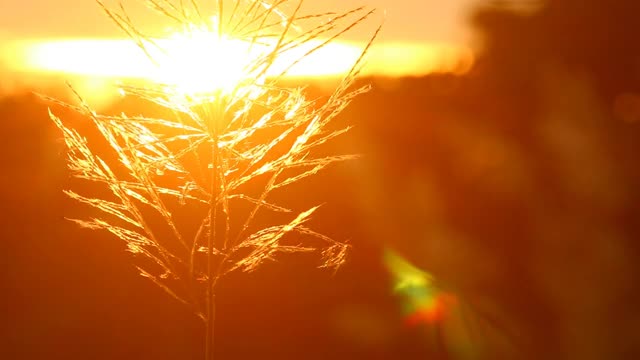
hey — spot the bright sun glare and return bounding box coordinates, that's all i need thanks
[5,26,473,102]
[21,27,364,96]
[155,30,252,94]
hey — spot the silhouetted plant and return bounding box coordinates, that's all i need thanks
[46,1,379,358]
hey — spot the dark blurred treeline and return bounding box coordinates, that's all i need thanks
[3,0,640,359]
[344,0,640,358]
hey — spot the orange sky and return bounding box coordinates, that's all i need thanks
[0,0,478,43]
[0,0,478,96]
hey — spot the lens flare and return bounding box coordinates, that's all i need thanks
[384,249,456,326]
[385,249,484,359]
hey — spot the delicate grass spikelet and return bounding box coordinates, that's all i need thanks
[47,0,379,358]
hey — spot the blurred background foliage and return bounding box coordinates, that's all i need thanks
[3,0,640,359]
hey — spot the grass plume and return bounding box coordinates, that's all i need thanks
[46,0,379,358]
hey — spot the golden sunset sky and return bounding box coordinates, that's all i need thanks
[0,0,477,42]
[0,0,479,96]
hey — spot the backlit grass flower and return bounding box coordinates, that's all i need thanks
[46,0,379,358]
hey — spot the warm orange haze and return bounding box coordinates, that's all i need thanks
[8,0,639,359]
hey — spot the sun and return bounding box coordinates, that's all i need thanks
[21,27,364,97]
[149,25,264,96]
